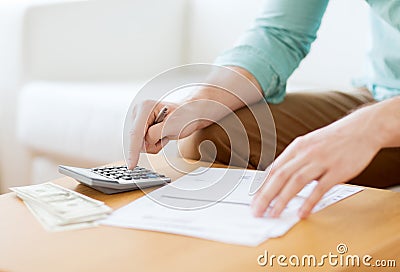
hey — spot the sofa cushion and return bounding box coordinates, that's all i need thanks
[17,81,140,164]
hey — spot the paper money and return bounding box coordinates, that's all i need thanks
[24,200,100,232]
[11,182,112,231]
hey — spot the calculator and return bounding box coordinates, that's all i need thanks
[58,165,171,194]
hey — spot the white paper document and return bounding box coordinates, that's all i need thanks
[101,167,363,246]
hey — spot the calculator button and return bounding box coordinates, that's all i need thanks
[89,165,170,184]
[121,176,132,180]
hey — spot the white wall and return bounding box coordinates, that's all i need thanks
[24,0,186,81]
[288,0,371,90]
[0,4,32,193]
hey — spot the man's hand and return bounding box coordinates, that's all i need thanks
[126,67,266,170]
[127,99,209,169]
[251,102,386,219]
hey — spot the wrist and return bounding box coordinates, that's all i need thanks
[369,96,400,148]
[180,65,265,131]
[380,96,400,148]
[186,88,231,129]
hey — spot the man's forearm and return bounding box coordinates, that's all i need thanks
[186,66,265,130]
[373,96,400,148]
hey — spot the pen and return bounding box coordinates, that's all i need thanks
[154,105,168,125]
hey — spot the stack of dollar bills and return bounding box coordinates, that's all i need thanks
[11,182,112,232]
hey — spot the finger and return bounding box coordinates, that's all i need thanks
[252,155,307,203]
[144,137,170,154]
[128,123,147,169]
[298,173,335,219]
[251,155,307,217]
[251,139,300,201]
[159,137,170,148]
[251,168,287,216]
[251,164,273,204]
[127,102,158,169]
[144,142,161,154]
[269,164,324,218]
[252,137,309,207]
[271,137,305,170]
[252,157,294,202]
[146,122,165,146]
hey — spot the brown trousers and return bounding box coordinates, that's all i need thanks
[179,90,400,188]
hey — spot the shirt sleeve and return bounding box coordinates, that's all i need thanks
[214,0,329,104]
[366,0,400,30]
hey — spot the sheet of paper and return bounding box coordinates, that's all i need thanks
[101,167,363,246]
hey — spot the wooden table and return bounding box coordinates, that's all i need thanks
[0,154,399,272]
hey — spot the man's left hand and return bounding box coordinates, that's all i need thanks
[251,105,382,219]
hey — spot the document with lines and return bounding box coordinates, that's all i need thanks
[101,167,363,246]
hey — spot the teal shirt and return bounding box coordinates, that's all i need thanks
[215,0,400,104]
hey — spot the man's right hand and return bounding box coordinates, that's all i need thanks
[127,66,265,169]
[127,99,210,169]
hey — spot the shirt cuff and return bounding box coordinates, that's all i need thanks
[214,45,286,104]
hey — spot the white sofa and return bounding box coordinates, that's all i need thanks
[0,0,373,192]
